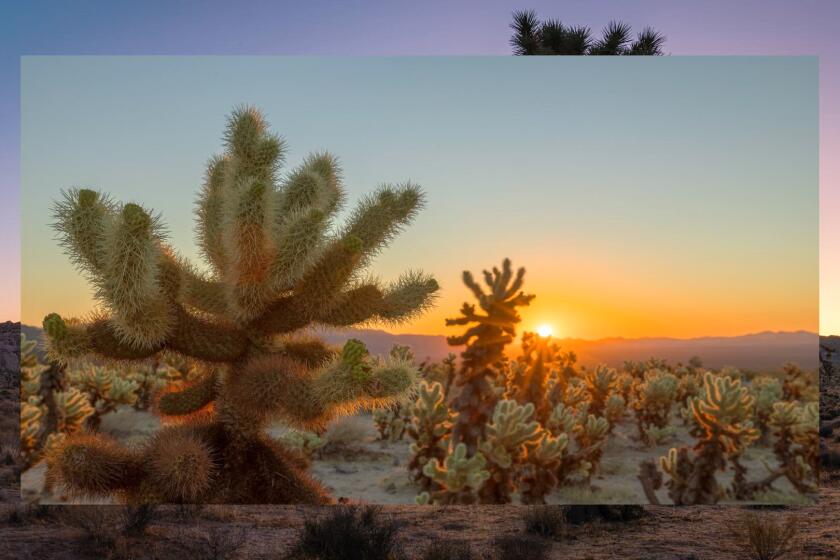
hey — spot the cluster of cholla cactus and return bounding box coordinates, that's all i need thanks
[413,260,612,504]
[66,365,139,429]
[655,372,760,504]
[633,359,819,505]
[41,106,437,504]
[20,333,95,468]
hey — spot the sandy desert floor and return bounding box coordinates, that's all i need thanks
[20,405,810,507]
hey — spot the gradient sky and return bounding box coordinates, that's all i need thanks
[2,0,838,335]
[21,56,817,338]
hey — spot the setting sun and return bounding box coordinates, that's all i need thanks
[536,324,554,338]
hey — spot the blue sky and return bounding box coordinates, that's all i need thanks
[20,56,817,338]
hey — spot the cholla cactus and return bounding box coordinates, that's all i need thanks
[127,361,171,411]
[419,442,490,505]
[278,429,326,464]
[544,403,605,486]
[53,387,96,433]
[519,432,567,504]
[573,414,610,480]
[781,362,818,402]
[642,425,676,446]
[507,332,561,424]
[477,399,541,503]
[582,365,617,418]
[373,345,417,441]
[767,401,818,493]
[604,392,626,431]
[751,376,783,442]
[20,333,94,466]
[408,381,454,491]
[633,369,678,438]
[675,368,703,408]
[659,372,759,504]
[372,405,409,441]
[67,365,139,429]
[42,107,437,504]
[445,259,534,455]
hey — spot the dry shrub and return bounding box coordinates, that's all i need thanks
[493,534,549,560]
[730,511,800,560]
[523,505,567,538]
[319,416,370,455]
[121,504,159,536]
[421,540,474,560]
[61,507,122,556]
[191,526,248,560]
[285,505,402,560]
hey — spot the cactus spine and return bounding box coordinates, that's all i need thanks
[42,107,438,504]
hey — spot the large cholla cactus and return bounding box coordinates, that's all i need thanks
[42,107,438,504]
[445,259,534,454]
[20,333,94,467]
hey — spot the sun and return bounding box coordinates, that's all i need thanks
[536,324,554,338]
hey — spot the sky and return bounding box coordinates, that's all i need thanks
[2,0,838,336]
[21,56,816,339]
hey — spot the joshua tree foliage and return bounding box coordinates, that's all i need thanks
[510,10,666,56]
[42,106,438,504]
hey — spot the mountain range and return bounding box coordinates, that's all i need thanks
[19,323,820,372]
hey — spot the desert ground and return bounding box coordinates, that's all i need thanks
[2,323,838,559]
[20,405,807,507]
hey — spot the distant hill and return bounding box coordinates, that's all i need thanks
[20,324,821,372]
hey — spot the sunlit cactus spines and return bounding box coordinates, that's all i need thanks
[42,106,438,504]
[768,401,818,493]
[659,372,760,504]
[633,368,678,438]
[67,365,139,429]
[419,442,491,505]
[507,331,561,424]
[582,364,618,418]
[519,431,567,504]
[477,399,541,503]
[407,381,454,491]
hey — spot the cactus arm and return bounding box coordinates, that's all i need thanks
[46,433,144,498]
[317,284,385,326]
[221,177,277,320]
[342,183,424,264]
[227,340,418,431]
[377,271,439,323]
[249,236,364,335]
[51,188,116,278]
[166,305,248,362]
[157,372,218,417]
[44,306,248,363]
[196,155,229,275]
